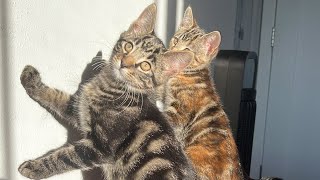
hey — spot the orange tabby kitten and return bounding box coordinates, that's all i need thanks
[158,7,244,180]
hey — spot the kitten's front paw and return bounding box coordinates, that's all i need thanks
[18,160,41,179]
[20,65,42,91]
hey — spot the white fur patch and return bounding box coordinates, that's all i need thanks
[156,100,165,112]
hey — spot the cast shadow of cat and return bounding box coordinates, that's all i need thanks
[45,52,105,180]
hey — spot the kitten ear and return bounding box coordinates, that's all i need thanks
[162,51,193,76]
[125,3,157,37]
[200,31,221,57]
[96,51,102,57]
[179,6,197,30]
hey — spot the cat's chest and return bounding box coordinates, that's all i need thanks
[77,92,139,132]
[164,85,213,125]
[89,101,140,125]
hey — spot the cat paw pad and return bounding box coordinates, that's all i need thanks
[18,160,38,179]
[20,65,42,90]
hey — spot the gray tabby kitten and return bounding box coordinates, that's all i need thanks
[18,4,196,179]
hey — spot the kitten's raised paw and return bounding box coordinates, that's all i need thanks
[20,65,42,90]
[18,160,41,179]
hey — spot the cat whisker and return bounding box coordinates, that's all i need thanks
[91,60,105,67]
[136,91,140,105]
[115,88,134,115]
[138,92,143,114]
[93,64,105,71]
[134,89,139,106]
[123,89,134,112]
[132,87,138,105]
[118,89,130,107]
[107,85,127,102]
[141,92,144,111]
[92,60,106,70]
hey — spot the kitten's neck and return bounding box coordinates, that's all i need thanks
[90,64,145,108]
[166,66,220,104]
[177,67,213,84]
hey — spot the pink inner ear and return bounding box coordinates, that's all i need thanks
[162,51,193,76]
[205,37,217,55]
[206,39,215,54]
[204,33,221,56]
[166,61,188,75]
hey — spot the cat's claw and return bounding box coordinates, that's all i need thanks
[18,160,38,179]
[20,65,42,91]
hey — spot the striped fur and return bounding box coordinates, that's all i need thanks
[157,7,244,180]
[18,4,196,179]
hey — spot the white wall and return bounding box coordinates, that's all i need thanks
[0,55,6,178]
[0,13,4,178]
[0,0,9,178]
[2,0,155,179]
[0,20,6,180]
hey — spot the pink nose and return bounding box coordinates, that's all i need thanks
[121,56,135,68]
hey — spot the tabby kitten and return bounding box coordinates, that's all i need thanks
[157,7,244,180]
[18,4,196,179]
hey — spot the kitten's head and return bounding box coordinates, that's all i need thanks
[169,6,221,69]
[109,4,193,92]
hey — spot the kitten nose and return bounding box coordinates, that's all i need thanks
[121,56,135,68]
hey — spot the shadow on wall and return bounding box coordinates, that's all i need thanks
[30,54,106,179]
[57,53,106,179]
[1,1,104,179]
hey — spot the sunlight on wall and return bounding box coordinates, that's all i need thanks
[0,40,7,179]
[3,0,157,179]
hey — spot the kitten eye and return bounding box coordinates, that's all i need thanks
[140,61,151,71]
[124,42,133,53]
[172,37,178,46]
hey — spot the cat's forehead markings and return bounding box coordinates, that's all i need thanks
[117,38,131,46]
[132,36,154,45]
[153,48,161,54]
[142,35,153,41]
[147,54,155,60]
[135,38,142,45]
[177,28,203,41]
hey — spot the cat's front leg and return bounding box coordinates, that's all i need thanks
[18,139,108,179]
[20,65,78,128]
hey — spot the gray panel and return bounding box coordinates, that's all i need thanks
[262,0,320,179]
[251,0,277,177]
[166,0,177,46]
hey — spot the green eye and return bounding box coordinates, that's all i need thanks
[140,61,151,71]
[124,42,133,53]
